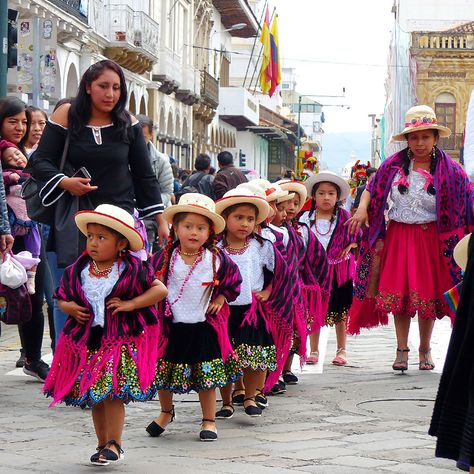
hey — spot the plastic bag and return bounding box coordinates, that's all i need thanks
[0,253,28,289]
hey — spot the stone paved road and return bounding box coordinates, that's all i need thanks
[0,319,457,473]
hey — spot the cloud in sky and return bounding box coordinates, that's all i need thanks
[272,0,394,134]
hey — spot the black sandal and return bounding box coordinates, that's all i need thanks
[90,445,105,465]
[200,418,218,441]
[146,405,175,437]
[282,370,299,385]
[97,440,124,465]
[232,389,245,405]
[243,397,262,417]
[216,403,234,419]
[255,388,268,409]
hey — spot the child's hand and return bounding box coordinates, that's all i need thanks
[207,294,225,314]
[106,297,136,315]
[255,289,271,302]
[337,243,358,260]
[59,300,90,324]
[9,173,20,184]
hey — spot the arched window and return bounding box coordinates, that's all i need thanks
[435,92,456,149]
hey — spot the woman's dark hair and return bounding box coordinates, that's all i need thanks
[69,60,131,142]
[0,97,30,153]
[399,133,438,196]
[308,181,341,224]
[26,105,47,121]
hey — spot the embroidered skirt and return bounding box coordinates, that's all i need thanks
[63,331,155,408]
[376,221,453,320]
[154,321,241,394]
[228,304,277,372]
[326,277,353,326]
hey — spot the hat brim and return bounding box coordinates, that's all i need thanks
[278,182,308,212]
[392,124,451,141]
[163,204,226,234]
[276,192,295,204]
[454,233,471,271]
[304,172,350,201]
[75,211,144,252]
[215,195,270,224]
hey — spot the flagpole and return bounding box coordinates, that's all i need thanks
[243,0,268,88]
[250,6,276,94]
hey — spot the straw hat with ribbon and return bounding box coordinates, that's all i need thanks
[304,171,351,201]
[162,193,226,234]
[238,180,294,203]
[75,204,144,251]
[276,179,308,211]
[392,105,451,141]
[215,187,270,224]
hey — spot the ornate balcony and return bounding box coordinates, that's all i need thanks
[88,1,159,74]
[200,70,219,109]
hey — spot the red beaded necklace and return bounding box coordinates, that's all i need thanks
[165,247,204,317]
[315,210,334,236]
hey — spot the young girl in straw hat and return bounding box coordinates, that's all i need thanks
[277,179,330,376]
[43,204,167,466]
[146,193,242,441]
[347,105,473,373]
[214,187,296,416]
[300,171,360,367]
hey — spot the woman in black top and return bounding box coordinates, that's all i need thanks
[31,60,168,340]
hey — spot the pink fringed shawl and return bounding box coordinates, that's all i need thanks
[43,253,160,406]
[347,148,474,335]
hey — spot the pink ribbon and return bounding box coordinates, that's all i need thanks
[416,168,434,191]
[392,166,409,188]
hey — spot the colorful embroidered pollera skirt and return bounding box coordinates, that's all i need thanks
[326,276,353,326]
[155,321,241,394]
[228,304,277,372]
[376,221,453,320]
[64,342,156,408]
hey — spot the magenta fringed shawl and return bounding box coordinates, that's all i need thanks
[347,148,474,335]
[150,247,242,362]
[43,254,160,406]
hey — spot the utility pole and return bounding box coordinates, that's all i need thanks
[296,95,302,173]
[0,0,7,97]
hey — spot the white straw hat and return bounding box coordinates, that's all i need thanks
[453,233,471,271]
[392,105,451,141]
[238,180,292,203]
[215,187,270,224]
[304,171,350,201]
[163,193,225,234]
[276,179,308,211]
[75,204,144,251]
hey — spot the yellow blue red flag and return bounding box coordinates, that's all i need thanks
[259,7,272,95]
[269,15,281,97]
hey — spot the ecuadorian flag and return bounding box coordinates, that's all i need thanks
[269,15,281,97]
[259,7,272,95]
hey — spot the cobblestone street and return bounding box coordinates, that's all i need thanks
[0,319,457,473]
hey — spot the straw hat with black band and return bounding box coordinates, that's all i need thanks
[215,187,270,224]
[75,204,144,252]
[304,171,351,202]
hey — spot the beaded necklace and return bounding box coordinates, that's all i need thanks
[224,237,250,255]
[315,210,334,236]
[89,260,114,278]
[165,247,204,317]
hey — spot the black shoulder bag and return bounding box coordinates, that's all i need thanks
[21,133,71,225]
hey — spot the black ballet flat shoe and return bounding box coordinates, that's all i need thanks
[200,418,218,441]
[231,389,245,405]
[215,404,234,419]
[96,440,124,465]
[89,445,105,465]
[146,406,175,437]
[282,371,299,385]
[255,388,268,409]
[243,397,262,417]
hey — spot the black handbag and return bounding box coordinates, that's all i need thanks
[0,283,32,325]
[21,133,70,225]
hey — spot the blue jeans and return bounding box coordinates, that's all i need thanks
[46,251,66,344]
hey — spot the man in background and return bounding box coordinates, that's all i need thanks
[213,151,248,200]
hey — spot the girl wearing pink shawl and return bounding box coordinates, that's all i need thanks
[346,106,474,373]
[300,171,360,367]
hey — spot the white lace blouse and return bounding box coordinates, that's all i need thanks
[388,164,436,224]
[300,211,337,251]
[218,238,275,306]
[167,249,219,324]
[81,261,122,328]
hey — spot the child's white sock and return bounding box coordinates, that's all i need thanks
[26,271,36,295]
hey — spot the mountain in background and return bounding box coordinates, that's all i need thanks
[321,131,371,175]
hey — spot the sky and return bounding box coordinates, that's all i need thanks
[272,0,395,135]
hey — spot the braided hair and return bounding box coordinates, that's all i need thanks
[308,182,341,228]
[399,140,438,196]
